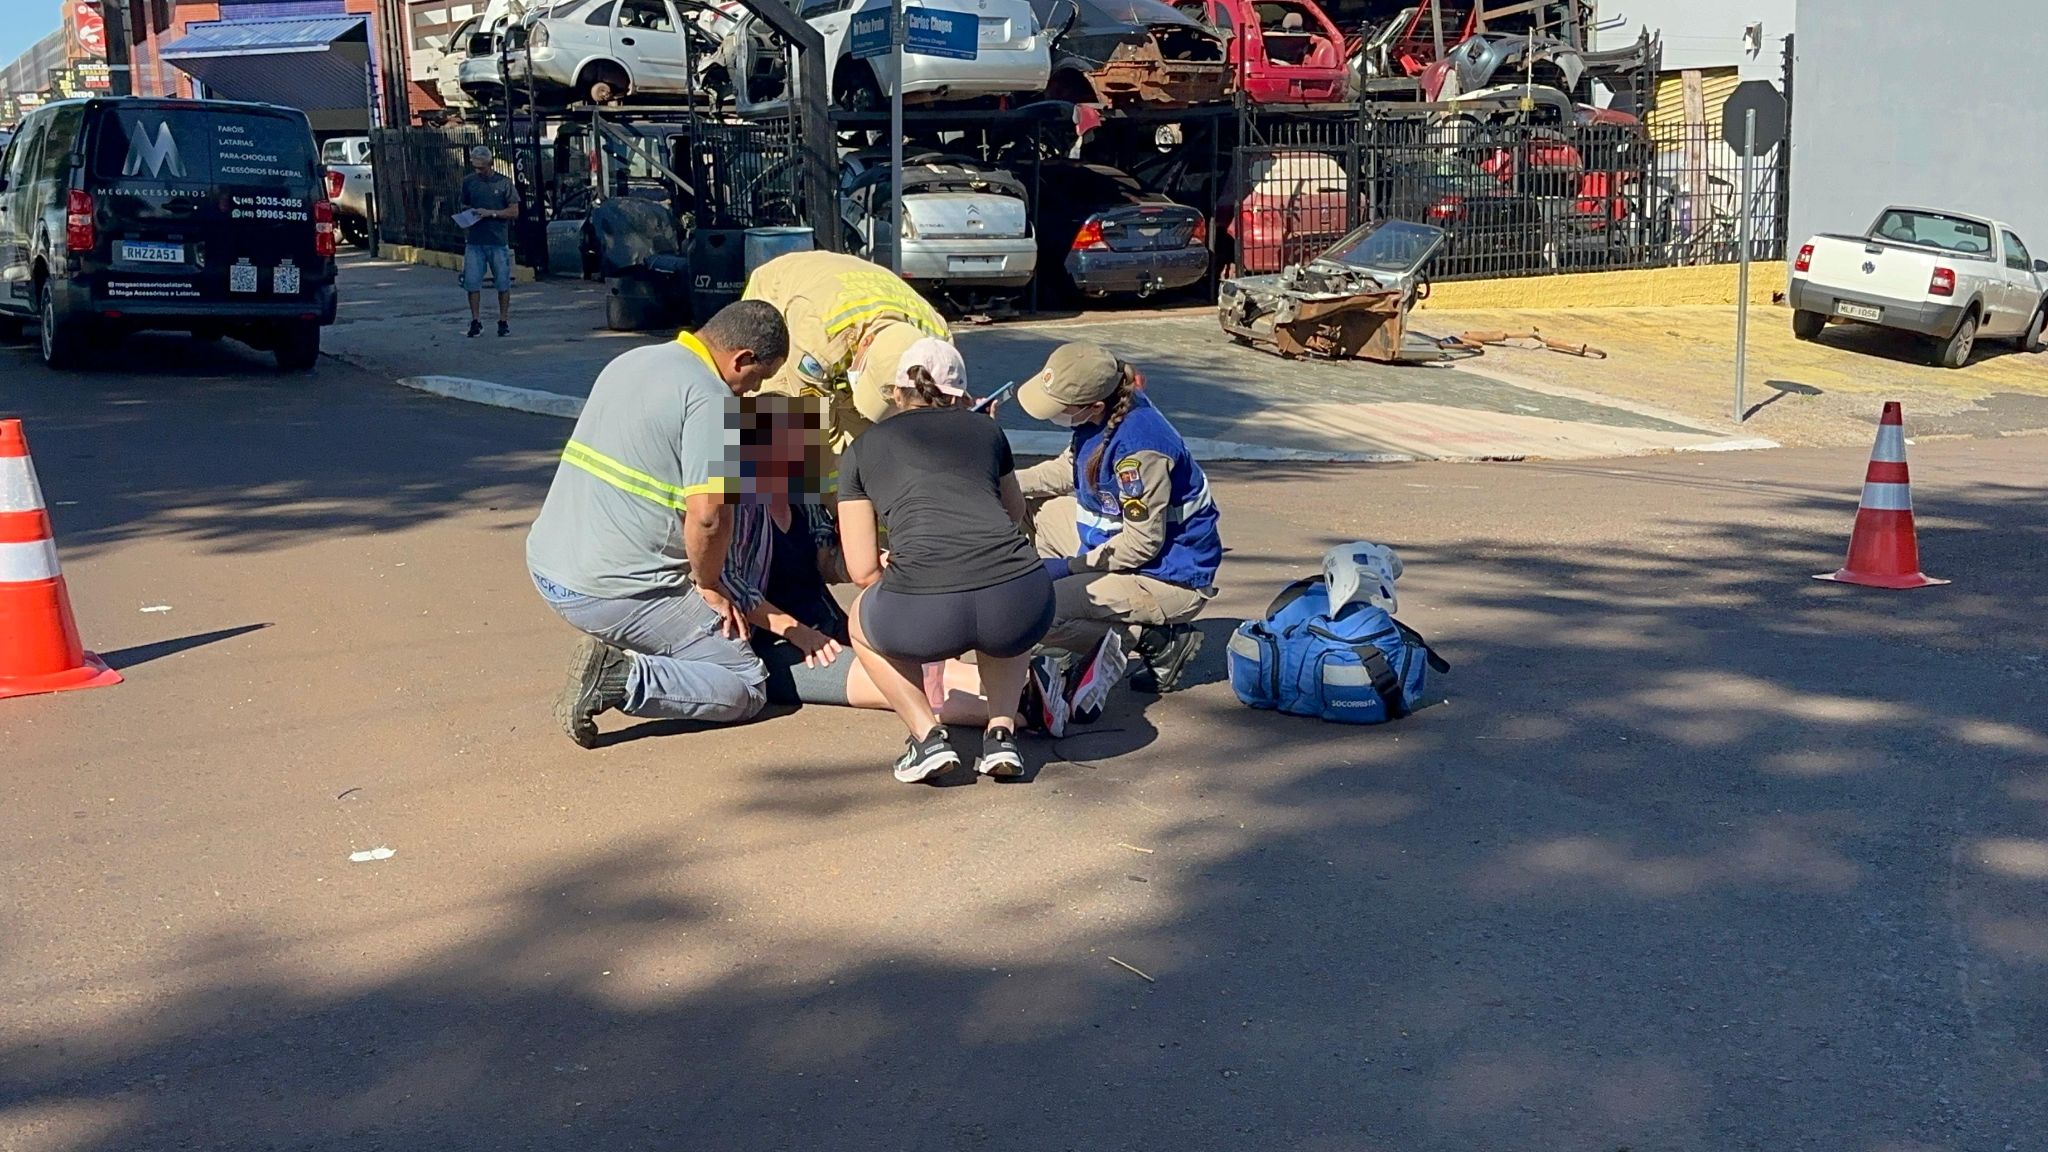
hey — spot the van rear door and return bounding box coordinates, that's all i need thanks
[87,104,322,308]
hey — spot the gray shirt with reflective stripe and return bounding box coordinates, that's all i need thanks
[526,341,734,598]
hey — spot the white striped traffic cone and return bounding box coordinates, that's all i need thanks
[0,419,122,699]
[1814,402,1948,589]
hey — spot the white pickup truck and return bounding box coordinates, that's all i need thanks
[1788,206,2047,368]
[320,136,374,249]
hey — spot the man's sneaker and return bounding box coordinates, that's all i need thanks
[555,635,630,748]
[1066,630,1129,725]
[497,320,511,337]
[893,725,959,783]
[974,727,1024,779]
[467,318,483,338]
[1130,624,1204,695]
[1024,653,1070,738]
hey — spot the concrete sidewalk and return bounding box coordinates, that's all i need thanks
[326,253,1768,461]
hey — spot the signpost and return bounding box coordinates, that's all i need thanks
[851,1,977,273]
[1720,82,1783,424]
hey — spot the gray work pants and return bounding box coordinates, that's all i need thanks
[535,574,767,724]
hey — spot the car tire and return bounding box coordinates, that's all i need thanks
[1791,309,1826,341]
[833,62,883,112]
[1935,311,1977,370]
[37,282,84,370]
[2020,308,2045,354]
[273,321,321,372]
[340,217,371,247]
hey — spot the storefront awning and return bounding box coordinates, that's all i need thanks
[161,16,372,113]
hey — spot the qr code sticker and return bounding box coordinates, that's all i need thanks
[229,261,257,293]
[274,261,301,296]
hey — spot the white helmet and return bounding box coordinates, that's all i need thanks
[1323,541,1403,614]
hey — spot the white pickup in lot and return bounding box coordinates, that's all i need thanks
[1788,206,2047,368]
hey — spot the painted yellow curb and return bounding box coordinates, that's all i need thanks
[380,244,538,284]
[1419,262,1785,311]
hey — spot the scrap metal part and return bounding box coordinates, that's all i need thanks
[1083,30,1230,105]
[1441,329,1610,358]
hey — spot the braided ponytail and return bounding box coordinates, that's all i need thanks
[898,364,961,408]
[1080,362,1143,496]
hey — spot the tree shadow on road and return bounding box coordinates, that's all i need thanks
[3,458,2046,1152]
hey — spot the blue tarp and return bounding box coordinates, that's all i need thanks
[161,17,371,112]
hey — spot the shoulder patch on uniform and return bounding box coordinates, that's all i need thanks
[1114,456,1145,496]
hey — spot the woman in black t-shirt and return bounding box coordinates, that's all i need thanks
[838,339,1055,784]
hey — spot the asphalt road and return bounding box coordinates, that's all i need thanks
[2,333,2045,1152]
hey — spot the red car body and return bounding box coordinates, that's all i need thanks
[1226,150,1361,273]
[1179,0,1348,104]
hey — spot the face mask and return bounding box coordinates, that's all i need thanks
[845,365,862,390]
[1048,409,1081,428]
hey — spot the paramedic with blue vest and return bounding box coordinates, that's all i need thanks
[1015,342,1222,694]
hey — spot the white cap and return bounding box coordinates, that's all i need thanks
[894,336,968,397]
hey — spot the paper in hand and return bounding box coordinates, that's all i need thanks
[452,209,483,229]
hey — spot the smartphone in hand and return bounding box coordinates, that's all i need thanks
[972,381,1018,413]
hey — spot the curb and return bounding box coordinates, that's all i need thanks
[392,374,1776,464]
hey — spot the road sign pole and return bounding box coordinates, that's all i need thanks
[1735,108,1756,424]
[889,0,905,275]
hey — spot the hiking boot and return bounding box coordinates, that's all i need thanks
[1130,624,1203,695]
[555,635,630,748]
[497,320,511,338]
[1024,653,1070,738]
[893,725,960,783]
[974,727,1024,779]
[1066,630,1129,725]
[467,318,483,338]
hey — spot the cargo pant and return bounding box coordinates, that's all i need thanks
[1028,496,1211,655]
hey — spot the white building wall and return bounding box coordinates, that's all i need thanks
[1789,0,2048,250]
[1596,0,1797,79]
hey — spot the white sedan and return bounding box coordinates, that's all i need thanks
[731,0,1051,114]
[506,0,731,104]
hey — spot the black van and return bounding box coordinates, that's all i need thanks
[0,97,337,371]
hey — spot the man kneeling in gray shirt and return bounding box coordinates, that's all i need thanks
[526,301,789,746]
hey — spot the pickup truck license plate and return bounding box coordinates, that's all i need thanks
[120,242,184,264]
[948,255,1002,271]
[1835,301,1883,322]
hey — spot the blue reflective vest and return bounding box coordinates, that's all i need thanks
[1069,396,1222,590]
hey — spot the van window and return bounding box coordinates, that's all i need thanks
[38,107,83,184]
[2,116,41,188]
[92,107,316,192]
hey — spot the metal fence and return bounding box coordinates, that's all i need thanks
[1232,108,1787,282]
[369,125,548,259]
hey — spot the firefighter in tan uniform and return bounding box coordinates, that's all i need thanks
[740,251,951,479]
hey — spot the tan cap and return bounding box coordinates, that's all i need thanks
[1018,342,1121,421]
[850,320,928,423]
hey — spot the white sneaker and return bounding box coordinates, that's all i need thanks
[1067,631,1129,724]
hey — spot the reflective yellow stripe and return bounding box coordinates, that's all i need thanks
[823,297,947,337]
[674,330,717,372]
[561,440,723,509]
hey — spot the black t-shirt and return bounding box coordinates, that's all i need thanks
[765,504,848,642]
[839,406,1041,595]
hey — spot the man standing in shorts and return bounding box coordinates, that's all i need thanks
[526,301,790,747]
[458,145,518,338]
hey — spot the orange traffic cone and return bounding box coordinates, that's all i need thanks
[1814,402,1949,589]
[0,419,123,699]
